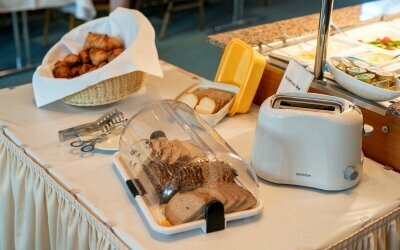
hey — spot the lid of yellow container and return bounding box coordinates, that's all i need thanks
[214,38,266,116]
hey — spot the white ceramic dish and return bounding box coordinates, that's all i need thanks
[175,80,239,127]
[327,57,400,102]
[269,38,363,66]
[79,127,122,151]
[112,152,263,235]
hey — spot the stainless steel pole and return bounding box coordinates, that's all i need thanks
[22,11,31,65]
[11,12,22,69]
[314,0,334,84]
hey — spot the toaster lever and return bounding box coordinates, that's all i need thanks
[363,124,374,137]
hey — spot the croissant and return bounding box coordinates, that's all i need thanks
[89,48,108,66]
[79,64,91,75]
[107,48,123,62]
[107,37,124,50]
[98,61,107,68]
[53,32,124,79]
[69,66,81,78]
[53,64,70,78]
[54,60,69,68]
[84,32,101,50]
[79,49,90,64]
[84,32,124,51]
[63,54,81,66]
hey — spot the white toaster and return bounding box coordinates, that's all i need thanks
[252,92,367,191]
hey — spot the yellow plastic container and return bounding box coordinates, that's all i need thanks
[214,38,266,116]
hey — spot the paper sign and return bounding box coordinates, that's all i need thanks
[277,59,314,94]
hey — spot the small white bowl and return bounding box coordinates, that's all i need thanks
[327,58,400,102]
[175,80,239,127]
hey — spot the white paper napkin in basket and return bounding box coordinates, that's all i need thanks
[32,7,163,108]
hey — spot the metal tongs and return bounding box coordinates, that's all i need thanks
[70,121,125,152]
[58,109,126,142]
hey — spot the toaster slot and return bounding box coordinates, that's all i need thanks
[273,98,343,114]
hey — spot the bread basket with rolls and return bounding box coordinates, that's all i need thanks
[114,100,263,235]
[32,8,163,108]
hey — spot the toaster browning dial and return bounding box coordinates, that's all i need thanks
[344,166,358,181]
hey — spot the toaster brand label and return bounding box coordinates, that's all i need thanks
[296,173,311,177]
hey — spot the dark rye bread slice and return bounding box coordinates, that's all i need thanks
[143,161,204,203]
[166,191,210,225]
[143,161,179,203]
[199,161,236,185]
[176,162,204,192]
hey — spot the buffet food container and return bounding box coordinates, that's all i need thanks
[113,100,262,235]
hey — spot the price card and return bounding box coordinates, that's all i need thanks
[277,59,314,94]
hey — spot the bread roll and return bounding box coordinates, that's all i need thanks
[179,93,199,110]
[195,97,216,115]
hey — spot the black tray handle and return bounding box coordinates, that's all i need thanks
[204,200,225,233]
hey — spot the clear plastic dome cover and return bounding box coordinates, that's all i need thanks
[119,100,260,227]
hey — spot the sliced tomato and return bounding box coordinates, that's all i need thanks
[381,37,392,44]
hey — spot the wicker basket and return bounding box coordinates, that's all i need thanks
[63,71,148,106]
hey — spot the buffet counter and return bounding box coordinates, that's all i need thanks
[208,0,400,172]
[1,61,400,250]
[208,1,400,48]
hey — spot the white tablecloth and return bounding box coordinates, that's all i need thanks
[0,0,95,20]
[0,61,400,249]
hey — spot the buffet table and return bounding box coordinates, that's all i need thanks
[1,61,400,250]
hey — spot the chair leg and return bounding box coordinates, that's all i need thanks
[135,0,142,9]
[43,9,51,46]
[68,14,75,30]
[198,0,205,30]
[158,0,165,18]
[160,0,174,39]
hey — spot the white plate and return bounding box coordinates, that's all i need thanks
[80,127,122,151]
[327,57,400,101]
